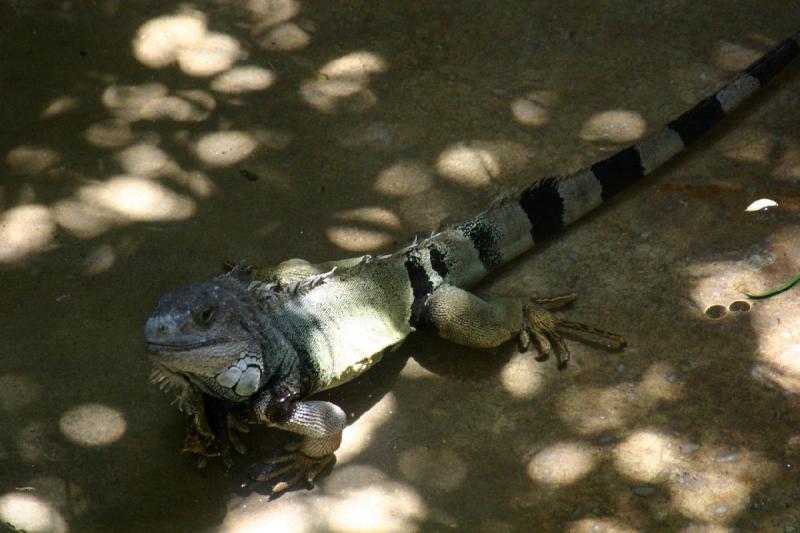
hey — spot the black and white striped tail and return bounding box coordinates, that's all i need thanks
[413,31,800,293]
[518,30,800,240]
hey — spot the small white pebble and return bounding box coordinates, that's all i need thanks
[745,198,778,212]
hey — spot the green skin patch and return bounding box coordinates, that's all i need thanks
[743,270,800,299]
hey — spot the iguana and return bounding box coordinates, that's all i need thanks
[144,31,800,494]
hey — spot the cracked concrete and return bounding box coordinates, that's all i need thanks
[1,1,800,531]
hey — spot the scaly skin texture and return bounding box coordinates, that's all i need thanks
[144,32,800,494]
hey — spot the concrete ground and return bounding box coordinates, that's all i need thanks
[2,1,800,531]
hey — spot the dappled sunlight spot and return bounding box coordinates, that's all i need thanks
[500,353,545,398]
[143,95,211,122]
[259,22,311,51]
[639,362,683,401]
[103,83,214,122]
[399,358,438,379]
[511,90,558,127]
[179,32,241,77]
[0,492,67,533]
[247,0,299,27]
[374,160,434,197]
[566,517,638,533]
[749,295,800,392]
[686,259,763,316]
[82,243,116,276]
[212,66,276,93]
[321,51,386,79]
[78,176,195,221]
[327,206,400,251]
[327,227,394,252]
[0,375,40,413]
[300,51,386,113]
[134,11,241,77]
[6,145,61,175]
[556,385,628,435]
[580,110,646,143]
[335,207,402,229]
[301,78,378,113]
[59,403,126,446]
[756,345,800,392]
[116,143,173,176]
[0,205,57,263]
[720,127,775,163]
[715,41,762,72]
[614,429,677,482]
[398,446,468,492]
[52,198,117,239]
[195,131,258,166]
[337,393,396,464]
[664,446,778,524]
[220,499,312,533]
[133,12,207,68]
[322,465,426,533]
[688,238,800,395]
[669,471,750,523]
[437,144,496,187]
[85,119,135,148]
[40,95,80,119]
[103,82,168,118]
[527,441,597,486]
[177,89,217,111]
[438,140,528,187]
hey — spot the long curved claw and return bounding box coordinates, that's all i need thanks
[522,298,625,370]
[253,452,335,495]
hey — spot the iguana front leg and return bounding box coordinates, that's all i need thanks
[423,284,625,369]
[250,397,347,494]
[182,398,251,467]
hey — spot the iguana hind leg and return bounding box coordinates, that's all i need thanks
[423,284,625,369]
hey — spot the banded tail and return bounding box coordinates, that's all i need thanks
[412,30,800,290]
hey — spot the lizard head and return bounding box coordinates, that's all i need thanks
[144,276,266,401]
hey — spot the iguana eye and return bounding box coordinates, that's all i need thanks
[195,305,216,326]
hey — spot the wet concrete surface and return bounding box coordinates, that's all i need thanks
[2,1,800,531]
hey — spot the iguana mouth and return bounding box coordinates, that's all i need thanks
[146,339,226,351]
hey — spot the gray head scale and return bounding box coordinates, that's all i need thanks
[144,275,267,401]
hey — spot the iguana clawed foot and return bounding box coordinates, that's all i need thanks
[519,293,626,370]
[182,408,250,468]
[252,451,336,495]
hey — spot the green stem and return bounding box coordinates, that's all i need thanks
[743,270,800,299]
